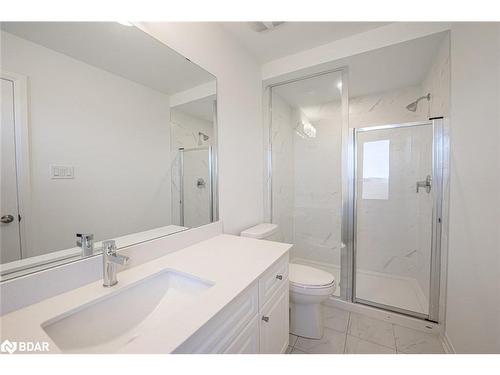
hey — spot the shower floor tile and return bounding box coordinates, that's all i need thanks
[355,272,428,314]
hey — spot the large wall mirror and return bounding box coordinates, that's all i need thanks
[0,22,218,280]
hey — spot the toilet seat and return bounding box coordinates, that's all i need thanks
[289,263,335,292]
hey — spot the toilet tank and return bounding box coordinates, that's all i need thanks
[240,223,281,241]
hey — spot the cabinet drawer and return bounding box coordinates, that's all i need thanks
[173,282,258,353]
[258,254,289,308]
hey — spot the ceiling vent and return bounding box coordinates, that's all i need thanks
[248,22,285,33]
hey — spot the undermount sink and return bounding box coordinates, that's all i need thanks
[41,269,213,352]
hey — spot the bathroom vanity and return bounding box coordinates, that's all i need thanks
[0,235,291,354]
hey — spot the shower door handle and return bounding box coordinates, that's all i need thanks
[416,175,432,193]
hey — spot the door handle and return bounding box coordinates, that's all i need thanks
[1,214,15,223]
[416,175,432,193]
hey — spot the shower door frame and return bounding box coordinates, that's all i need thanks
[348,119,446,322]
[266,67,351,300]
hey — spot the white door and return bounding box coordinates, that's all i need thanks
[1,78,22,263]
[259,285,289,354]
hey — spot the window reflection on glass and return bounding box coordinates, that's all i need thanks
[362,139,390,200]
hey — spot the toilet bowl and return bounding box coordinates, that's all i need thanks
[240,223,336,340]
[289,263,335,339]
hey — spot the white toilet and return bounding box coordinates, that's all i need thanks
[240,223,336,339]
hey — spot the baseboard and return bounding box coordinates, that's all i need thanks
[440,332,456,354]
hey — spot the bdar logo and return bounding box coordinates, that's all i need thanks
[0,340,17,354]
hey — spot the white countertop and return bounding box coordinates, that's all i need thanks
[0,234,291,353]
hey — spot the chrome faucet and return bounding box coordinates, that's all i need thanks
[76,233,94,256]
[102,240,129,287]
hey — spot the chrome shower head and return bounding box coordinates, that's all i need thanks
[406,101,418,112]
[198,132,210,146]
[406,93,431,112]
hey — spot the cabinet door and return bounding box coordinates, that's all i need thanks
[224,315,259,354]
[173,283,258,353]
[259,284,289,354]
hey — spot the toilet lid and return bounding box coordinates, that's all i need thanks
[289,264,335,287]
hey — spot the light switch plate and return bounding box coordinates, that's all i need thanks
[50,165,74,179]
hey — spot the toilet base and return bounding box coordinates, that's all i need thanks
[289,301,324,339]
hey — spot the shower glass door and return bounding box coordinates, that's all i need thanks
[269,70,348,298]
[353,120,443,320]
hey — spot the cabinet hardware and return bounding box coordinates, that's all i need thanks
[275,274,283,280]
[262,316,269,322]
[1,214,14,223]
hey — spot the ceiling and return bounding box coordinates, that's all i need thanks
[344,32,447,98]
[173,95,216,123]
[1,22,215,95]
[220,22,390,63]
[271,31,448,117]
[273,70,343,108]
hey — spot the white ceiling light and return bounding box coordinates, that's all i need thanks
[248,22,285,33]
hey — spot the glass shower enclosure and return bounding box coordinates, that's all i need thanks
[267,69,348,298]
[267,69,445,322]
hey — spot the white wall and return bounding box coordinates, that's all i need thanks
[445,23,500,353]
[262,23,451,82]
[138,22,263,235]
[1,32,172,257]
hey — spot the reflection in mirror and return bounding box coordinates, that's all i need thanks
[170,92,217,228]
[0,22,217,279]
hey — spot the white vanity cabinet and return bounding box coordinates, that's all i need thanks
[259,283,289,354]
[174,253,289,354]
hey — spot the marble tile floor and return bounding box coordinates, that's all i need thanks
[286,305,445,354]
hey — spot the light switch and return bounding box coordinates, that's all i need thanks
[50,165,75,179]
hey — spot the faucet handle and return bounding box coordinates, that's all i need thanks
[102,240,117,255]
[76,233,94,246]
[76,233,94,256]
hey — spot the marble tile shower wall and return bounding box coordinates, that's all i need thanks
[420,33,451,119]
[292,102,343,266]
[271,92,343,266]
[349,85,425,128]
